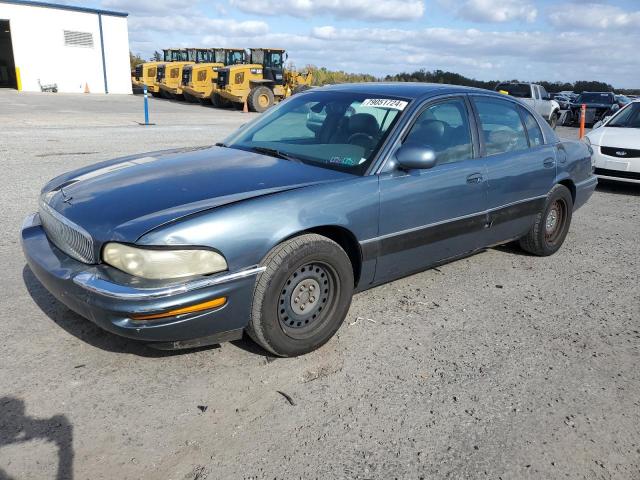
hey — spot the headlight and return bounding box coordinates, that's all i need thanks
[102,243,227,280]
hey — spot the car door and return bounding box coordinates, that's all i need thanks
[371,96,488,283]
[470,95,556,245]
[531,85,542,116]
[538,85,552,118]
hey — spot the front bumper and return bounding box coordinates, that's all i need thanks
[574,175,598,210]
[21,214,262,348]
[592,147,640,184]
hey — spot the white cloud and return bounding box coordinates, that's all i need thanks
[128,15,269,36]
[229,0,425,21]
[439,0,537,23]
[102,0,191,15]
[306,24,639,87]
[548,3,640,30]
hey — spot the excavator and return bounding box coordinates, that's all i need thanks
[132,49,187,96]
[181,48,247,105]
[215,48,313,112]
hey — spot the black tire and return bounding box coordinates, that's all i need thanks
[519,184,573,256]
[247,86,274,113]
[151,91,161,98]
[211,93,230,108]
[549,112,559,130]
[292,85,310,95]
[247,234,354,357]
[183,92,198,103]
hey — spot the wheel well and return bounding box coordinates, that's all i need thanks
[289,226,362,287]
[558,179,576,203]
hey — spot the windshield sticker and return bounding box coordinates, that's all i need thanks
[330,156,356,166]
[361,98,408,110]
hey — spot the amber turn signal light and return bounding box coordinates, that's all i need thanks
[131,297,227,321]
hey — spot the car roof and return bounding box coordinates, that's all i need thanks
[316,82,504,100]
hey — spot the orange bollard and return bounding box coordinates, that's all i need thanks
[242,98,249,113]
[579,103,586,139]
[84,82,90,94]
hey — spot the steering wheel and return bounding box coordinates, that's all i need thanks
[348,132,376,149]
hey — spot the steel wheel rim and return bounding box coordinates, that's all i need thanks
[545,199,566,245]
[258,93,270,108]
[277,262,337,340]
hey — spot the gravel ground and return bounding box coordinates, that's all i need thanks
[0,90,638,480]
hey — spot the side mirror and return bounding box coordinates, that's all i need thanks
[611,104,620,112]
[395,144,437,170]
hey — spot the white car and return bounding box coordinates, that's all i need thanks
[585,101,640,184]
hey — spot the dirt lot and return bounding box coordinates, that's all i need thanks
[1,90,638,480]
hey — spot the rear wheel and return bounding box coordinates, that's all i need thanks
[247,86,274,113]
[519,184,573,256]
[247,234,354,357]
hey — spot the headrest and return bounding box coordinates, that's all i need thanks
[348,113,379,135]
[416,119,446,139]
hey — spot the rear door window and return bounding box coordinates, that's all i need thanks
[473,97,529,156]
[519,107,544,147]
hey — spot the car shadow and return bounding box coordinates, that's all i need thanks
[0,397,74,480]
[491,242,536,257]
[22,266,215,358]
[596,179,640,196]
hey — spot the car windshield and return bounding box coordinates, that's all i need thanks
[223,90,410,175]
[607,103,640,128]
[496,83,531,98]
[577,93,613,104]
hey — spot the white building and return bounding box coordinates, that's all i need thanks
[0,0,131,94]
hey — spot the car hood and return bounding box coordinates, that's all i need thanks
[587,127,640,148]
[42,146,352,242]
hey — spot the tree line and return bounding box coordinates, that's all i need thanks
[128,53,638,95]
[311,66,638,95]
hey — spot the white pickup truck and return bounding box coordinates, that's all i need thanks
[495,82,562,129]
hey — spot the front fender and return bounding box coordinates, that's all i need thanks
[137,176,380,273]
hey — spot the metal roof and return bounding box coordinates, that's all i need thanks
[0,0,128,17]
[319,82,499,100]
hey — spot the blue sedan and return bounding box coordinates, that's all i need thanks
[21,83,597,356]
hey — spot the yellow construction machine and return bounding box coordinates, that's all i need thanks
[132,49,186,95]
[157,48,213,99]
[215,48,313,112]
[181,48,247,105]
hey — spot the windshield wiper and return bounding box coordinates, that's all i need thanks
[215,142,227,147]
[248,146,303,163]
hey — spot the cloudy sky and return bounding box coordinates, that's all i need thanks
[80,0,638,87]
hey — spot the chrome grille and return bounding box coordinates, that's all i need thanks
[39,202,96,264]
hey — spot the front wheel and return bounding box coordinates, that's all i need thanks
[211,93,231,108]
[247,234,354,357]
[247,86,274,113]
[549,112,559,130]
[519,184,573,256]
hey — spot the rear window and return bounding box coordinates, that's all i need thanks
[577,93,614,104]
[496,83,531,99]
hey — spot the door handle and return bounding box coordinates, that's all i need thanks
[466,173,483,184]
[543,158,556,168]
